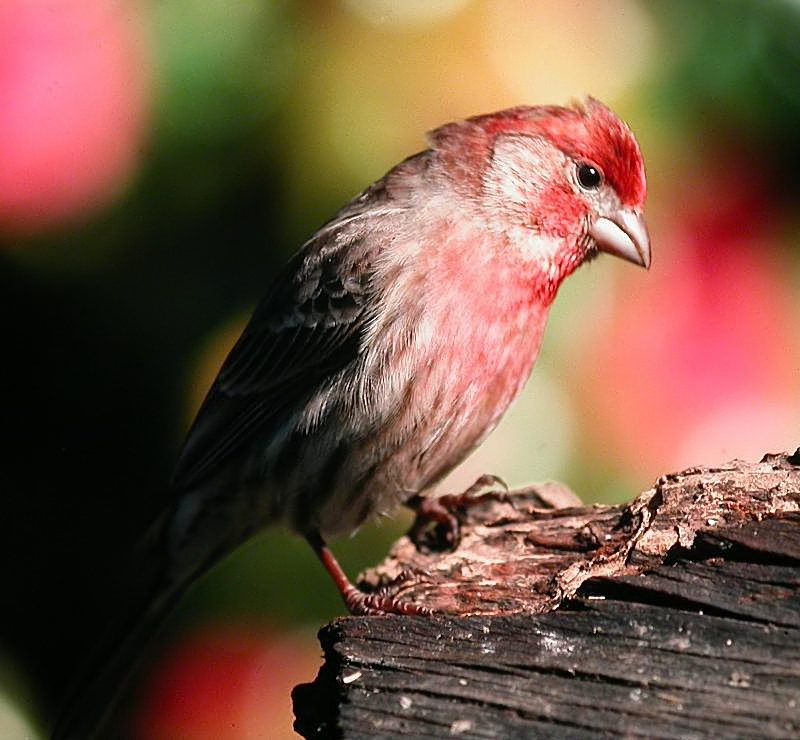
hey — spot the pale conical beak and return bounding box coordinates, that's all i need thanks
[589,209,651,269]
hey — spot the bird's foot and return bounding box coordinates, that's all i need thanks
[407,473,509,551]
[342,583,434,616]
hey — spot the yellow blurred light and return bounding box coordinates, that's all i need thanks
[0,689,40,740]
[484,0,656,103]
[342,0,472,28]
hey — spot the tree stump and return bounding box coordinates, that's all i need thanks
[293,451,800,738]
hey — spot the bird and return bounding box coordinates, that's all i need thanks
[53,97,649,738]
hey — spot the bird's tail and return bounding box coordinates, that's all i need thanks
[51,479,260,739]
[50,518,187,740]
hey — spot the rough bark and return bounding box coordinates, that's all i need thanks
[293,451,800,739]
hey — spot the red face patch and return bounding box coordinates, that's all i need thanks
[469,99,647,208]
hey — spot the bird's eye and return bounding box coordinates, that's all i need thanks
[577,163,602,190]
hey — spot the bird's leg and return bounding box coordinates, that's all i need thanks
[407,473,510,549]
[304,530,433,616]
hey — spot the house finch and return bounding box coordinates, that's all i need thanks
[54,97,649,738]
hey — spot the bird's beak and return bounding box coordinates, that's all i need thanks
[589,209,651,269]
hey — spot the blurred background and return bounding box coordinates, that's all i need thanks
[1,0,798,737]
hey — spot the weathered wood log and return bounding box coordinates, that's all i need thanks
[293,451,800,738]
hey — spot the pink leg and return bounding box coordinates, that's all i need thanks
[305,531,433,616]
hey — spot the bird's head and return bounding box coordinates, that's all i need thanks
[428,98,650,290]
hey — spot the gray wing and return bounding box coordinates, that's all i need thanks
[171,200,387,490]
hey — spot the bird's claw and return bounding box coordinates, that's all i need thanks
[344,586,434,616]
[407,473,510,551]
[460,473,509,498]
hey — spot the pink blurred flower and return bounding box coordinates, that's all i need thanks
[135,624,320,740]
[575,152,799,478]
[0,0,153,235]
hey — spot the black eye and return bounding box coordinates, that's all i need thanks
[577,163,602,190]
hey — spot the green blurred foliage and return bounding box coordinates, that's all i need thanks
[652,0,800,139]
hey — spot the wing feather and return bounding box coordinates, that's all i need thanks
[172,226,375,489]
